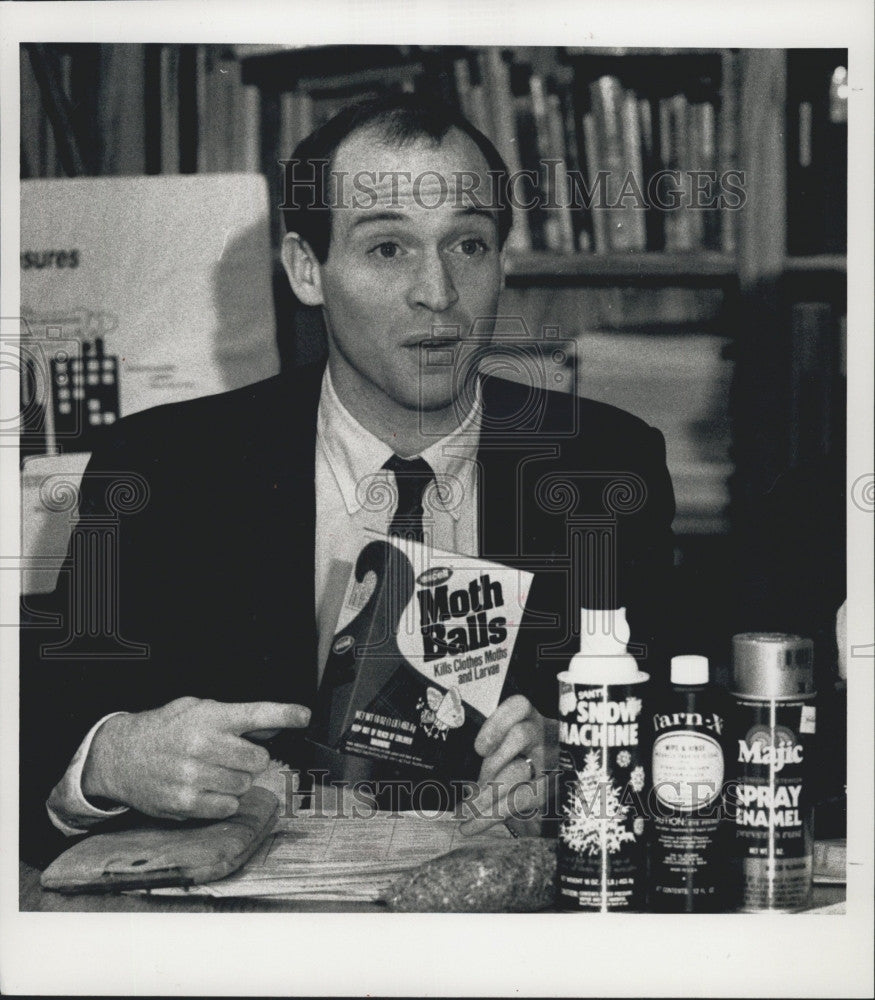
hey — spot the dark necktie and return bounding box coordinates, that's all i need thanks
[383,454,435,543]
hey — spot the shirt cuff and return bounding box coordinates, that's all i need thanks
[46,712,131,836]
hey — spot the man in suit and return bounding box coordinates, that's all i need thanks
[20,95,676,865]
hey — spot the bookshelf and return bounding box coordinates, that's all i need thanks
[784,254,846,275]
[19,43,848,659]
[504,250,737,283]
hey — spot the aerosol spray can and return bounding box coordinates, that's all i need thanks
[557,607,650,911]
[729,632,816,912]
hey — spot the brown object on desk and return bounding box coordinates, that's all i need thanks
[40,787,278,893]
[384,838,557,912]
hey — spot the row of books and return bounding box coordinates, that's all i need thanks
[572,329,733,533]
[788,301,845,468]
[21,45,848,262]
[785,49,848,255]
[20,47,70,179]
[24,45,738,257]
[494,326,734,533]
[196,48,261,174]
[449,50,738,256]
[496,281,735,532]
[21,44,154,178]
[19,45,263,179]
[257,48,738,257]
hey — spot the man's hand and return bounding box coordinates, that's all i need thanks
[459,695,558,836]
[81,697,311,821]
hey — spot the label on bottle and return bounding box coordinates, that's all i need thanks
[729,697,814,911]
[653,731,724,810]
[649,702,727,911]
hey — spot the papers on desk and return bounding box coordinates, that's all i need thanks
[812,838,847,886]
[141,811,512,902]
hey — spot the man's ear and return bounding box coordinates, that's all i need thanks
[281,232,324,307]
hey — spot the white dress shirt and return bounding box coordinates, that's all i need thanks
[314,367,481,674]
[47,367,483,835]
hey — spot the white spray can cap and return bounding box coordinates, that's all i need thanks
[566,607,648,684]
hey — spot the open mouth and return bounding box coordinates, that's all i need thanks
[415,337,459,349]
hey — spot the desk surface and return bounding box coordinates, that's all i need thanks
[19,861,845,914]
[19,861,383,913]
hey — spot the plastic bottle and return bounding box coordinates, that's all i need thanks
[648,654,729,912]
[556,607,650,911]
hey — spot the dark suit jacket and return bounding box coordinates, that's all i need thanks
[20,361,676,865]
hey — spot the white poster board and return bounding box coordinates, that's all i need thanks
[20,173,281,592]
[20,173,280,422]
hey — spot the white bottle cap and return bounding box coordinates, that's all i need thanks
[671,654,709,685]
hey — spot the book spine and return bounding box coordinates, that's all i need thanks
[658,93,695,252]
[195,45,209,172]
[557,79,591,252]
[57,52,73,175]
[790,301,835,465]
[546,92,577,252]
[582,111,610,254]
[513,92,547,251]
[590,75,639,252]
[468,80,494,144]
[239,84,262,173]
[159,45,180,174]
[620,89,647,251]
[481,48,520,170]
[529,74,561,251]
[44,88,58,177]
[99,44,146,175]
[218,55,241,172]
[480,48,531,252]
[686,101,707,250]
[638,96,664,251]
[695,101,720,250]
[299,91,314,137]
[19,50,44,178]
[453,57,475,122]
[278,89,314,169]
[719,49,739,255]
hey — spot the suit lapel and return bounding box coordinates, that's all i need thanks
[247,361,324,703]
[476,375,563,566]
[476,376,583,693]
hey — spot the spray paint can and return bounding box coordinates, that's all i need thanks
[729,632,816,912]
[557,607,650,911]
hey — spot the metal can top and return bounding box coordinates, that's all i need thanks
[732,632,815,698]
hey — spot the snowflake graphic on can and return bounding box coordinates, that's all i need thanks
[616,749,631,768]
[630,765,645,792]
[633,816,645,836]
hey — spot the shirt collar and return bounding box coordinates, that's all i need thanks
[316,366,481,520]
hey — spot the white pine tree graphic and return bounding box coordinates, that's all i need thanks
[560,749,637,855]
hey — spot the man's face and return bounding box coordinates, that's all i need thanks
[314,127,504,423]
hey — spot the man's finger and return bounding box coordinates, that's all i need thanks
[244,728,282,741]
[474,694,533,757]
[189,791,242,820]
[196,762,254,797]
[193,733,272,773]
[478,718,541,784]
[459,765,545,836]
[210,701,311,735]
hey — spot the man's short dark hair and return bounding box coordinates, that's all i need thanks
[282,93,513,263]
